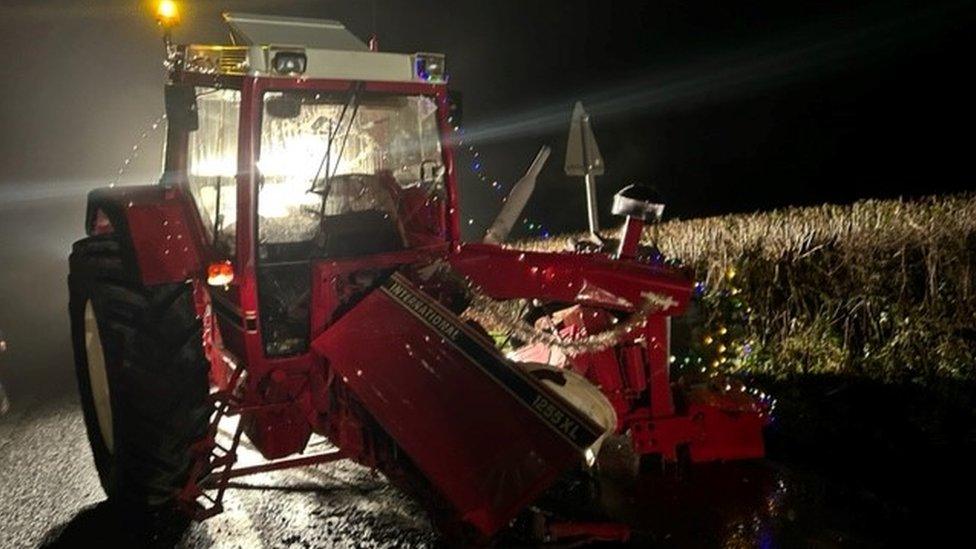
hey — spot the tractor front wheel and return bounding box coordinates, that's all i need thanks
[68,236,210,506]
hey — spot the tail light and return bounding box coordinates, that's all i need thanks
[207,261,235,287]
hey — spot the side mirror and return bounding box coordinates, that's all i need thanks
[164,84,198,132]
[448,90,462,128]
[266,95,302,119]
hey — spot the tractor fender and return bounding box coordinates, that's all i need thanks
[84,184,210,286]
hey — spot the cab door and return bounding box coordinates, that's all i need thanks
[174,84,248,365]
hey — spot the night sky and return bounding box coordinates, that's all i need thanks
[0,1,973,236]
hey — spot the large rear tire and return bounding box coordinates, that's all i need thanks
[68,235,210,505]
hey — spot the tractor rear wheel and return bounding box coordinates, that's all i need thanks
[68,235,210,506]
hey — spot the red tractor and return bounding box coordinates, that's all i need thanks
[68,9,767,544]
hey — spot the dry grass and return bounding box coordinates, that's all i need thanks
[517,194,976,382]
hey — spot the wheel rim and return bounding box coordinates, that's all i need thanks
[84,300,114,453]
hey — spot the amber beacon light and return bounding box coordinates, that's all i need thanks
[155,0,181,28]
[207,261,234,287]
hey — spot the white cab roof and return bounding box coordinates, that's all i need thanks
[179,13,445,84]
[224,13,368,51]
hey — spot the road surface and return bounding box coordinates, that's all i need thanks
[0,389,436,548]
[1,377,962,548]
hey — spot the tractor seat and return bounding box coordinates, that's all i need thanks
[318,209,404,258]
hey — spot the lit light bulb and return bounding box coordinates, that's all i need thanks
[207,261,234,287]
[156,0,180,26]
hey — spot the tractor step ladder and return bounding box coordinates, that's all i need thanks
[178,368,345,520]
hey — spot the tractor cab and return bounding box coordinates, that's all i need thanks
[160,14,459,362]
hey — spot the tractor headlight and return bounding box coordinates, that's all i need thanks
[414,53,446,83]
[272,51,307,75]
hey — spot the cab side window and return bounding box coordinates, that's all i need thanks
[186,88,240,256]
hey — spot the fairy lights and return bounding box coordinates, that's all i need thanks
[111,114,167,187]
[448,119,552,239]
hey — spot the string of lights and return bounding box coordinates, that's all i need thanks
[460,261,775,413]
[667,264,777,414]
[444,120,772,404]
[111,114,167,187]
[449,122,552,239]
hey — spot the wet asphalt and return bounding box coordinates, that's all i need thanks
[0,389,437,548]
[1,372,972,548]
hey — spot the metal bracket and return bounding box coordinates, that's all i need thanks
[177,368,345,520]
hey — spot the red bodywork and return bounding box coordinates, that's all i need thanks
[452,244,767,462]
[84,66,767,540]
[313,273,605,534]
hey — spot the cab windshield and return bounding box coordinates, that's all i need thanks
[257,90,446,261]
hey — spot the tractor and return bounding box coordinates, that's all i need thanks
[68,8,768,544]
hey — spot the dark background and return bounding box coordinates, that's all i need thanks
[1,1,974,223]
[0,0,973,391]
